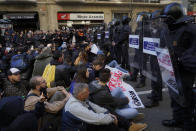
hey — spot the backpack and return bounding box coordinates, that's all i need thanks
[42,64,56,88]
[11,54,27,71]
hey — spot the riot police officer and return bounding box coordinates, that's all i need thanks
[112,19,121,64]
[160,3,196,131]
[118,16,131,71]
[145,10,163,108]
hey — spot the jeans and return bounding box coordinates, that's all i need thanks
[111,87,138,120]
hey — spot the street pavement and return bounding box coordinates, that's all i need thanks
[126,79,183,131]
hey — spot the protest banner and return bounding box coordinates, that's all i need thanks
[105,65,145,108]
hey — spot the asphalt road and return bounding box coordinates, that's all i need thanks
[126,80,183,131]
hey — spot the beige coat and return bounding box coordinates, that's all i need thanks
[24,87,68,114]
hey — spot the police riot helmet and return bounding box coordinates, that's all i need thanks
[122,16,131,25]
[136,12,151,23]
[151,10,161,19]
[161,3,184,22]
[113,19,121,26]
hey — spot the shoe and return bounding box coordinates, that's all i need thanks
[144,100,159,108]
[133,113,145,122]
[129,122,147,131]
[162,119,183,128]
[135,83,145,88]
[147,94,163,101]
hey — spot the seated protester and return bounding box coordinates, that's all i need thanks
[88,59,104,82]
[3,68,29,98]
[32,46,53,77]
[84,42,97,63]
[99,43,113,64]
[74,50,88,66]
[0,96,45,131]
[70,66,89,94]
[54,53,74,89]
[89,69,147,131]
[48,50,71,88]
[25,76,70,131]
[25,76,70,113]
[62,83,121,131]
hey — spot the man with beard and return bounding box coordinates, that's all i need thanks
[2,68,29,98]
[24,76,70,130]
[24,76,70,113]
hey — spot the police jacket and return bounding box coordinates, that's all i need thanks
[166,16,196,105]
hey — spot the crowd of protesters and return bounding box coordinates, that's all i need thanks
[0,26,147,131]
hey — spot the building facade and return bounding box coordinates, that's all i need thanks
[0,0,181,31]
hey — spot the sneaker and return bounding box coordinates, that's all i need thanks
[129,122,148,131]
[133,113,145,122]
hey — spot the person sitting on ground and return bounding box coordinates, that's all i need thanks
[2,68,29,98]
[89,68,147,131]
[24,76,70,113]
[69,66,90,94]
[0,96,45,131]
[61,83,121,131]
[88,59,104,82]
[74,50,88,66]
[25,76,70,130]
[32,46,53,77]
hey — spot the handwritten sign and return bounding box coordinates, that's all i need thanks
[156,47,179,94]
[105,65,144,108]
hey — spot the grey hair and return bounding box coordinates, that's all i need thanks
[73,83,89,98]
[29,76,42,89]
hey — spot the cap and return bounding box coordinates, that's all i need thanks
[7,68,20,76]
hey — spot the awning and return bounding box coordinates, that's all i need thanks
[3,13,37,19]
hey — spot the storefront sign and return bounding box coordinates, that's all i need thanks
[4,13,35,19]
[58,13,104,20]
[129,35,139,49]
[143,37,160,56]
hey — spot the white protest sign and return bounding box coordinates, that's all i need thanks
[129,35,139,49]
[105,65,145,108]
[97,34,101,40]
[143,37,160,56]
[156,47,179,94]
[90,44,99,54]
[105,31,109,39]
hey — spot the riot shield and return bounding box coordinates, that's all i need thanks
[154,21,186,107]
[129,19,142,71]
[129,14,155,82]
[140,18,162,82]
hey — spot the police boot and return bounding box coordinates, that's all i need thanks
[162,119,183,128]
[147,94,163,101]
